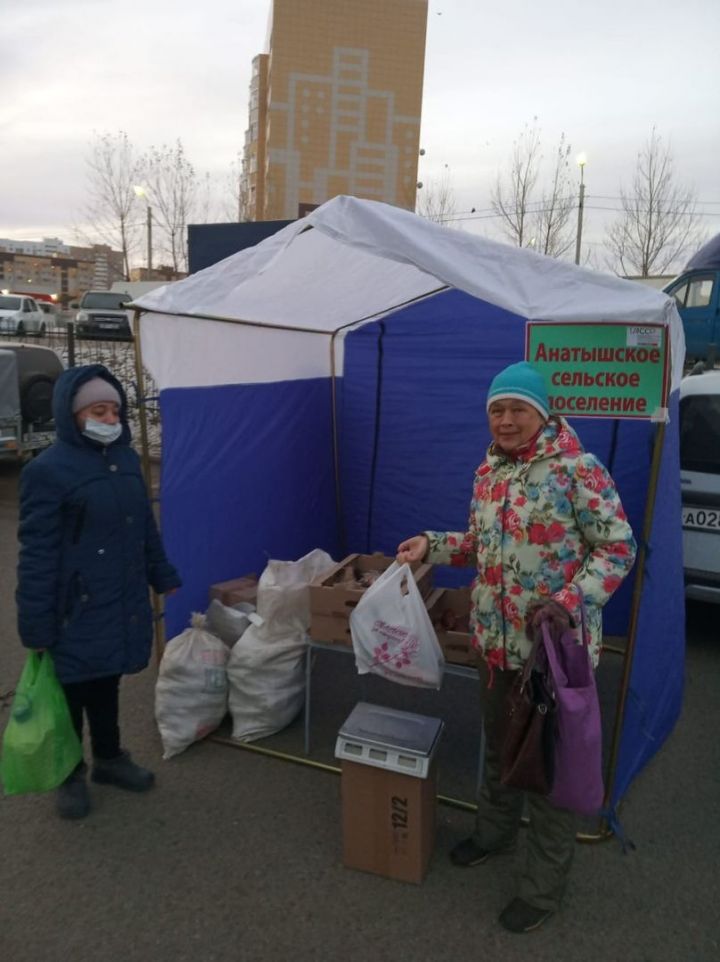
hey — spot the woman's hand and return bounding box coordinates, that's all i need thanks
[396,535,429,564]
[525,599,572,640]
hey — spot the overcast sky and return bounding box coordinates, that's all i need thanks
[2,0,719,268]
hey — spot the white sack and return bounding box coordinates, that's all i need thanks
[227,549,333,742]
[350,562,445,689]
[227,630,307,742]
[155,612,229,759]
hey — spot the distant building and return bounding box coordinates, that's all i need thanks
[129,265,186,283]
[242,0,429,220]
[0,238,125,306]
[69,244,126,292]
[0,237,70,257]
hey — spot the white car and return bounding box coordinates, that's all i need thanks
[0,294,47,337]
[680,369,720,603]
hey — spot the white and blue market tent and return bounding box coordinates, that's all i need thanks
[133,195,686,824]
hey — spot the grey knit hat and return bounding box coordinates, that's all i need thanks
[72,377,121,414]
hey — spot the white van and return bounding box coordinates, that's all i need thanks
[679,369,720,602]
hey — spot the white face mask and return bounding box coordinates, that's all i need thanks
[82,417,122,446]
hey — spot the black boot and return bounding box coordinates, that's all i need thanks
[498,898,554,933]
[56,763,90,819]
[91,750,155,792]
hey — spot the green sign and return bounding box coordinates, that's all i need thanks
[525,322,670,421]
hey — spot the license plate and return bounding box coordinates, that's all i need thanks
[682,507,720,532]
[100,323,118,329]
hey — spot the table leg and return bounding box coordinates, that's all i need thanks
[304,643,313,755]
[476,715,486,801]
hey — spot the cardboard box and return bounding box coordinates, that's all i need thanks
[309,552,433,647]
[336,703,443,885]
[208,575,258,607]
[340,759,438,884]
[425,586,476,666]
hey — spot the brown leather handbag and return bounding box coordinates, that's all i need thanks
[500,632,555,795]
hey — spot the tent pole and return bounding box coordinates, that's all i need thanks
[330,332,346,555]
[601,420,666,829]
[210,736,613,837]
[132,309,153,491]
[364,321,386,552]
[132,309,166,662]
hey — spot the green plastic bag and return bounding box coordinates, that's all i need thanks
[0,652,83,796]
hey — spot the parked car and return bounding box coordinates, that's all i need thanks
[0,294,47,337]
[664,233,720,365]
[0,342,65,459]
[679,368,720,603]
[37,301,62,326]
[75,290,132,341]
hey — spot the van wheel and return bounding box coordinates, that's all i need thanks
[37,322,47,338]
[16,321,25,337]
[21,376,55,425]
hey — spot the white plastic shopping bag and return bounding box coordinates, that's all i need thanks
[350,562,445,689]
[155,613,229,759]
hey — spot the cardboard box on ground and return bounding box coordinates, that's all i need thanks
[336,703,444,885]
[341,760,438,884]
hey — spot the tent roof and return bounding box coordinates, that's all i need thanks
[133,195,685,389]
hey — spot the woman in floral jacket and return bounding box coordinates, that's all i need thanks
[398,361,636,935]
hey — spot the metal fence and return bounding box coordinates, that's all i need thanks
[42,324,161,458]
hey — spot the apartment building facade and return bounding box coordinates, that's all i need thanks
[0,241,128,307]
[242,0,428,220]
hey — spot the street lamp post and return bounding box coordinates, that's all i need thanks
[133,186,153,280]
[574,153,587,266]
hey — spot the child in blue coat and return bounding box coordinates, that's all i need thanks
[16,364,181,818]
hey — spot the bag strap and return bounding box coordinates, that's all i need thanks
[539,620,567,687]
[578,600,591,648]
[571,584,590,648]
[520,627,545,689]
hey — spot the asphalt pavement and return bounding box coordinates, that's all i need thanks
[0,457,718,962]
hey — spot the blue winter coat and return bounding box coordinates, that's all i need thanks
[16,364,181,683]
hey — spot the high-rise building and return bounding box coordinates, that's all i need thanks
[242,0,428,221]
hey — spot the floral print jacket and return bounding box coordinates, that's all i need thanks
[425,417,636,670]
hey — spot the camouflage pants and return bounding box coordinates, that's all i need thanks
[473,663,578,912]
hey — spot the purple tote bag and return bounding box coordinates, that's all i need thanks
[541,618,604,816]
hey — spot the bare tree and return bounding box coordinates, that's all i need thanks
[532,134,575,257]
[605,128,704,276]
[491,121,541,248]
[491,122,575,255]
[82,130,142,280]
[417,167,456,225]
[139,140,197,273]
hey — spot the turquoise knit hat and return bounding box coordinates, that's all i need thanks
[486,361,549,419]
